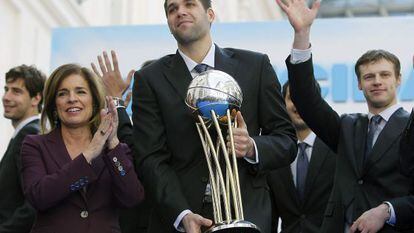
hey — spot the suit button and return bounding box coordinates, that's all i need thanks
[358,180,364,185]
[201,177,208,183]
[115,161,121,167]
[80,210,88,218]
[113,157,118,163]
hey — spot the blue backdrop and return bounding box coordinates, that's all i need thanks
[51,17,414,114]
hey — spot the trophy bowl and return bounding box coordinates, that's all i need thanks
[185,70,243,125]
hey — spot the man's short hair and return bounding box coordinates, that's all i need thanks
[355,50,401,80]
[164,0,212,15]
[5,65,46,112]
[282,80,321,99]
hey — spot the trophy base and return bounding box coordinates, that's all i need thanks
[204,220,261,233]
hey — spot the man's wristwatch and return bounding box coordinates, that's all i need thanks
[112,97,125,108]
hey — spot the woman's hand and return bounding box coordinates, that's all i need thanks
[106,96,120,150]
[83,109,113,163]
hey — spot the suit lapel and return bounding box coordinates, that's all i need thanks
[47,128,106,175]
[214,45,238,79]
[2,139,14,156]
[355,116,369,175]
[303,138,329,205]
[7,119,40,157]
[163,51,193,101]
[15,119,40,137]
[162,45,239,102]
[0,139,14,169]
[45,129,86,207]
[46,129,72,168]
[282,168,301,207]
[46,128,106,205]
[365,108,408,171]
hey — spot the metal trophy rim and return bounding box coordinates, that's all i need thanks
[205,221,261,233]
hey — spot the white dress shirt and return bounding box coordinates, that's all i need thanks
[12,115,40,138]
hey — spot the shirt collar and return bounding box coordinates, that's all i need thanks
[299,131,316,148]
[368,104,401,123]
[178,43,215,73]
[12,115,40,138]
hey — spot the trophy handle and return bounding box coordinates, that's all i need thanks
[227,110,244,219]
[196,124,222,223]
[210,110,241,220]
[197,116,232,222]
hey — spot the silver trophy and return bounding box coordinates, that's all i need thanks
[186,70,261,233]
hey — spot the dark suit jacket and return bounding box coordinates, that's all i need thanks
[132,45,297,233]
[268,137,336,233]
[400,109,414,177]
[21,128,144,233]
[0,119,38,233]
[117,108,151,233]
[286,56,414,232]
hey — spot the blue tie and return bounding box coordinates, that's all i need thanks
[296,142,309,202]
[365,115,382,158]
[194,63,209,74]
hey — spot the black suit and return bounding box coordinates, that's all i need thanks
[117,108,151,233]
[0,119,38,233]
[286,56,414,232]
[400,109,414,177]
[132,45,297,233]
[268,137,336,233]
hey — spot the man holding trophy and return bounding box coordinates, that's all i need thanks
[132,0,297,232]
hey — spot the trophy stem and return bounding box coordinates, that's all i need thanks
[210,110,240,220]
[212,178,222,222]
[226,167,230,211]
[195,124,221,223]
[213,139,223,221]
[218,139,230,211]
[197,116,232,223]
[227,110,244,220]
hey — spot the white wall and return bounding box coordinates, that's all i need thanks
[0,0,89,157]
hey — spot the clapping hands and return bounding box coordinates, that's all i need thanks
[83,96,120,163]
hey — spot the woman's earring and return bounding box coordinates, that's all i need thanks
[53,110,59,125]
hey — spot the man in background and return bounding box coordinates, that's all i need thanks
[0,65,46,232]
[277,0,414,231]
[268,81,336,233]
